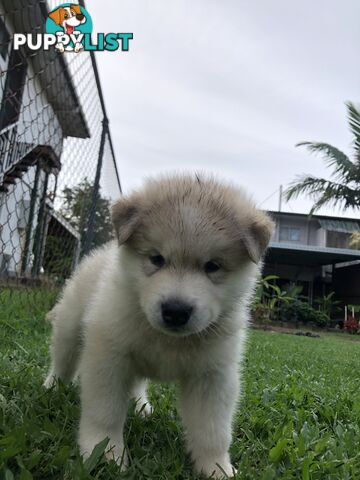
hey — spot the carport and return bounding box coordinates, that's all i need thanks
[263,242,360,304]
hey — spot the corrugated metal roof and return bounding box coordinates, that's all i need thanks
[319,219,360,233]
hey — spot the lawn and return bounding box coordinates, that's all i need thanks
[0,289,360,479]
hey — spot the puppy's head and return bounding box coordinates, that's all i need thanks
[112,174,274,337]
[48,5,85,33]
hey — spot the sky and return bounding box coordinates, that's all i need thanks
[87,0,360,218]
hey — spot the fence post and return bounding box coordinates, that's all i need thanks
[21,162,41,275]
[82,117,108,255]
[32,170,49,277]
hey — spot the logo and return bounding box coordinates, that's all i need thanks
[14,3,133,53]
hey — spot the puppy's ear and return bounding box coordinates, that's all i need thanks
[243,212,274,263]
[71,4,82,15]
[48,8,62,25]
[111,198,140,245]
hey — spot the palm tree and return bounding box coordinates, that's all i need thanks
[284,102,360,214]
[350,232,360,249]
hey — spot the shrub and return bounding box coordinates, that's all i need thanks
[344,318,359,334]
[313,310,329,327]
[280,299,329,327]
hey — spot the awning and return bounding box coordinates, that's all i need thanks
[319,219,360,234]
[266,242,360,267]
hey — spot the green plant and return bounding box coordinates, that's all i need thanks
[253,275,280,302]
[280,299,329,327]
[350,232,360,249]
[252,276,293,322]
[266,284,293,321]
[315,292,341,319]
[285,102,360,214]
[43,235,74,280]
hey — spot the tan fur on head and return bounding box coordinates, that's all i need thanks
[71,4,82,15]
[111,173,274,264]
[111,198,141,245]
[242,210,275,263]
[48,4,83,26]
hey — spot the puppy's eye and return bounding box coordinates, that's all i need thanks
[149,254,165,268]
[204,261,220,274]
[64,13,69,18]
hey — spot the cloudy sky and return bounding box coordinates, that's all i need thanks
[87,0,359,217]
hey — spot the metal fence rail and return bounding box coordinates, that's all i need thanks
[0,0,121,297]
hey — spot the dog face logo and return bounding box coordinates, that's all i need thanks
[37,3,133,53]
[48,5,86,35]
[47,3,92,53]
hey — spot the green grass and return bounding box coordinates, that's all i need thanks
[1,291,360,479]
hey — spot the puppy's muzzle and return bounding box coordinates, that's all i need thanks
[161,299,193,328]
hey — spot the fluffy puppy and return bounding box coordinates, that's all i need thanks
[44,173,274,478]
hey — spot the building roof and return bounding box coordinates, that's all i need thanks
[267,210,360,224]
[2,0,90,139]
[45,200,81,240]
[266,241,360,267]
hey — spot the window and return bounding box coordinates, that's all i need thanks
[0,46,27,131]
[279,226,301,242]
[326,231,350,249]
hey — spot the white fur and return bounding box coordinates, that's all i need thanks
[44,175,272,478]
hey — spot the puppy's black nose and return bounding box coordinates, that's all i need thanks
[161,300,193,327]
[76,13,85,20]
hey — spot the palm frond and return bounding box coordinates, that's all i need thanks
[296,141,356,182]
[284,176,329,201]
[285,102,360,213]
[346,101,360,163]
[284,175,360,214]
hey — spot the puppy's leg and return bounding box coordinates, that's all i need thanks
[55,42,65,53]
[179,366,239,479]
[131,379,152,416]
[74,42,83,53]
[78,345,132,469]
[44,308,82,388]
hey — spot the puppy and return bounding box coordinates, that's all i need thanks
[48,4,86,53]
[44,174,274,478]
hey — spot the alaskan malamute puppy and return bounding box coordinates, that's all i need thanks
[44,174,273,478]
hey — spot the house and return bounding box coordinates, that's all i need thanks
[0,0,89,278]
[265,211,360,305]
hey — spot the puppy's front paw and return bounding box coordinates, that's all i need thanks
[105,444,128,470]
[193,453,237,478]
[43,372,57,389]
[80,437,128,470]
[74,43,83,53]
[55,43,65,53]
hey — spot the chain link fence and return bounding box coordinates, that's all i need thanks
[0,0,121,309]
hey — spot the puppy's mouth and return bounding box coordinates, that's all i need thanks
[162,324,193,337]
[65,24,74,34]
